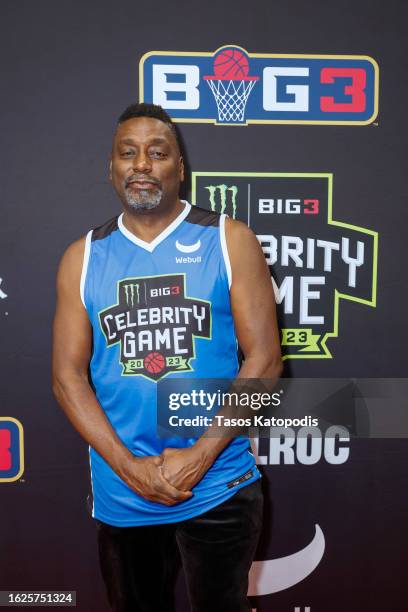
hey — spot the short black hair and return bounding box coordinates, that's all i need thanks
[117,102,180,150]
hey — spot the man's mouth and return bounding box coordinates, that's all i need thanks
[126,178,160,190]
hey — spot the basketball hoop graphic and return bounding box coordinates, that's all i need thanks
[204,47,259,124]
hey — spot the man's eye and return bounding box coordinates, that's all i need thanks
[151,150,167,159]
[121,150,134,157]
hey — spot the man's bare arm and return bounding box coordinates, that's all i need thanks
[228,217,282,378]
[52,238,191,505]
[162,218,283,490]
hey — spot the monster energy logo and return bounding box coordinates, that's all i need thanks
[124,283,140,307]
[205,184,238,218]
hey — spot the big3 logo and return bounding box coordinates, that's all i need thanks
[140,45,378,126]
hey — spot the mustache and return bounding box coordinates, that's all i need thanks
[125,175,162,188]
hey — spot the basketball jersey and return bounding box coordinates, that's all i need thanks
[81,201,260,526]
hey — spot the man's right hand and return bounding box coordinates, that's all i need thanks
[118,454,193,506]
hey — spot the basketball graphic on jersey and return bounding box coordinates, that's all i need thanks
[144,352,165,374]
[98,273,212,381]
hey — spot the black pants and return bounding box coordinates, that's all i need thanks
[96,479,263,612]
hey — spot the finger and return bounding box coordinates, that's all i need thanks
[149,497,184,507]
[157,472,193,499]
[159,463,180,483]
[160,464,172,481]
[147,488,192,505]
[141,493,178,506]
[137,478,192,505]
[160,482,192,501]
[160,464,191,492]
[159,467,182,491]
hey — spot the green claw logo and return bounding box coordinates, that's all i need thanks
[205,184,238,218]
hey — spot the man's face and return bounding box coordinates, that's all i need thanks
[110,116,184,212]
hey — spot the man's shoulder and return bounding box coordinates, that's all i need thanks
[224,216,253,237]
[224,217,263,274]
[56,236,87,288]
[62,236,86,263]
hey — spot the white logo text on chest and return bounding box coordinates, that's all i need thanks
[175,255,202,264]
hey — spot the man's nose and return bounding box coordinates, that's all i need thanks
[132,151,152,172]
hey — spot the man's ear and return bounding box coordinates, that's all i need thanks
[179,157,185,182]
[109,159,112,181]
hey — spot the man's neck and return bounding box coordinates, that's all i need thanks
[121,198,185,244]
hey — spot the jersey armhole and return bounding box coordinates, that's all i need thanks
[80,230,93,308]
[219,214,232,289]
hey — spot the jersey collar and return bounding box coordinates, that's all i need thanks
[117,200,191,253]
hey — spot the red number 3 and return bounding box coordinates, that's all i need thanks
[320,68,366,113]
[0,429,12,470]
[304,199,319,215]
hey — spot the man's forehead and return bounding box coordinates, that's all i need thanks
[113,116,176,144]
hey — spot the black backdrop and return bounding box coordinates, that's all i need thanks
[1,1,407,611]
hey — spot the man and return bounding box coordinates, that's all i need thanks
[52,103,282,612]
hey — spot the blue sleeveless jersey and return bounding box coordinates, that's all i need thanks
[81,201,260,526]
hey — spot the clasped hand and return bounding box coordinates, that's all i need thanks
[122,446,211,507]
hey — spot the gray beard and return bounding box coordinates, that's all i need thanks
[124,186,163,211]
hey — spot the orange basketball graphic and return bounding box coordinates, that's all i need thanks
[144,352,166,374]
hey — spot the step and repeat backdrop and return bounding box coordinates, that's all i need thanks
[1,1,407,611]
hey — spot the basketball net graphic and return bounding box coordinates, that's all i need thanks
[204,48,259,123]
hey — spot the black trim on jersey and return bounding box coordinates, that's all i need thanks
[92,205,219,239]
[92,216,119,241]
[185,205,220,227]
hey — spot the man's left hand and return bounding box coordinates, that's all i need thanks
[160,446,212,492]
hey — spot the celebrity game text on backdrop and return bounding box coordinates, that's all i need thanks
[192,173,378,360]
[139,45,379,125]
